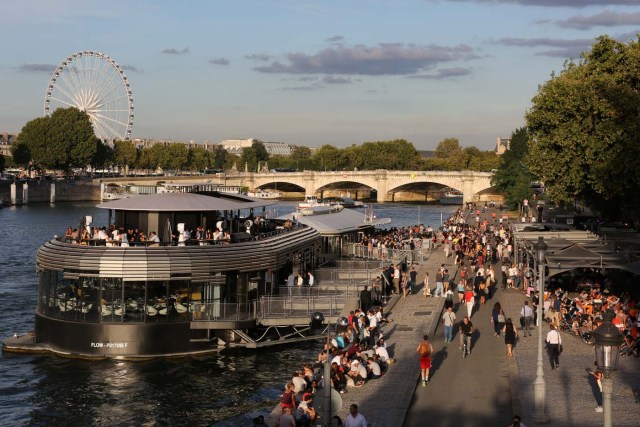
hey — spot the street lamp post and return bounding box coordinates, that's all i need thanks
[311,312,349,427]
[532,236,548,423]
[593,309,624,427]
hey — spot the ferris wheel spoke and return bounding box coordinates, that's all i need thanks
[49,80,80,107]
[49,96,78,109]
[92,117,111,141]
[92,115,124,139]
[98,94,131,108]
[66,67,88,108]
[93,111,129,128]
[56,73,83,106]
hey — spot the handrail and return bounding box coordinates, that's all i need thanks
[56,223,306,247]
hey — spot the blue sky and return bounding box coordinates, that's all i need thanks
[2,0,640,150]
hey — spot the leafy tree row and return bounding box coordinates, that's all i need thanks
[251,138,499,172]
[10,107,499,175]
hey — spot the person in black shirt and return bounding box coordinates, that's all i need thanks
[459,316,474,354]
[360,286,372,312]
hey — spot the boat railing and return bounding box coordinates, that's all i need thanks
[341,243,432,264]
[257,295,349,320]
[276,285,361,297]
[55,223,306,247]
[191,302,257,322]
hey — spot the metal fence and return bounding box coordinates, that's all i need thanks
[192,302,256,321]
[257,295,349,319]
[341,243,432,264]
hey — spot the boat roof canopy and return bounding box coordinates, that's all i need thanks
[96,192,276,212]
[280,208,389,235]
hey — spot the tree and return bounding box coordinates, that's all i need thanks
[252,140,270,162]
[434,138,465,169]
[492,127,536,209]
[17,107,97,171]
[188,146,211,172]
[526,35,640,220]
[92,141,113,171]
[312,144,344,171]
[113,140,137,175]
[290,146,312,161]
[165,143,189,171]
[10,141,32,167]
[0,153,5,172]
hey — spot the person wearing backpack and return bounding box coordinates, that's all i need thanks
[416,334,434,387]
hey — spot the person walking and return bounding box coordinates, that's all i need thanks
[491,302,505,337]
[422,272,431,298]
[435,268,444,297]
[503,318,518,357]
[459,316,474,354]
[589,363,604,412]
[307,271,314,287]
[416,334,434,386]
[545,324,562,370]
[464,286,475,318]
[286,272,294,299]
[443,269,450,293]
[345,403,367,427]
[402,275,410,298]
[520,301,534,337]
[409,266,418,295]
[442,306,456,343]
[360,286,372,312]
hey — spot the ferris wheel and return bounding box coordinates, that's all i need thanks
[44,51,134,142]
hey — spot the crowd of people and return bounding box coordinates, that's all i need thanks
[273,302,387,426]
[62,215,290,247]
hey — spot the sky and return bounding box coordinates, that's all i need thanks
[2,0,640,151]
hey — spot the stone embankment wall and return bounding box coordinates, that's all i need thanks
[0,180,100,205]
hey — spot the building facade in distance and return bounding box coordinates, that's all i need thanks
[220,138,294,156]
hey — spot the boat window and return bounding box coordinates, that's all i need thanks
[100,278,123,323]
[122,281,146,323]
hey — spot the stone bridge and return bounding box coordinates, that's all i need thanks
[240,170,492,203]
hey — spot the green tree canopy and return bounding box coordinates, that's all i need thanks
[492,127,535,208]
[10,141,32,167]
[113,140,137,175]
[17,107,97,170]
[165,143,189,171]
[526,35,640,220]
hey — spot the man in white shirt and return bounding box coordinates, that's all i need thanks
[307,272,314,287]
[345,403,367,427]
[545,324,563,370]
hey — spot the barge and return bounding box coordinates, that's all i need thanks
[2,191,322,359]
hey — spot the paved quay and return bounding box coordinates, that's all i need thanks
[269,209,640,426]
[330,248,452,426]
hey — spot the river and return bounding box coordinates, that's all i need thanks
[0,201,458,426]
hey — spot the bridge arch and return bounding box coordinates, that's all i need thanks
[252,180,305,193]
[314,180,376,199]
[384,180,461,203]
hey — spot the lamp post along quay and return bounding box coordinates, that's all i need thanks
[532,236,548,423]
[311,312,349,427]
[593,309,624,427]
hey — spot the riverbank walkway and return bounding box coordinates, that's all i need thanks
[333,209,640,427]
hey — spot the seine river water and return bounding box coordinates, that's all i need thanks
[0,200,457,426]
